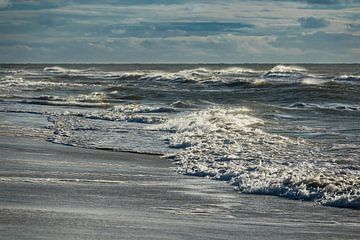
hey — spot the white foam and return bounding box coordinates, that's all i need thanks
[62,110,165,124]
[0,176,128,185]
[170,101,193,108]
[302,78,330,85]
[269,65,307,73]
[12,92,111,108]
[264,65,307,79]
[336,74,360,81]
[156,106,360,209]
[137,67,261,83]
[290,102,359,111]
[0,75,84,91]
[111,104,177,113]
[43,66,93,75]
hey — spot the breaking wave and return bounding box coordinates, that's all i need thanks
[335,74,360,82]
[289,102,360,112]
[111,104,177,113]
[43,66,95,75]
[0,75,85,91]
[40,66,261,83]
[154,107,360,209]
[0,65,357,89]
[264,65,307,79]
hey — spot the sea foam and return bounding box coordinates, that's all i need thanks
[156,107,360,209]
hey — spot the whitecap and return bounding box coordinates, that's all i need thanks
[264,65,307,79]
[155,106,360,209]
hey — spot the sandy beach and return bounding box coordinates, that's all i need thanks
[0,134,359,240]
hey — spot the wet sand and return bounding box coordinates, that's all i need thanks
[0,135,359,240]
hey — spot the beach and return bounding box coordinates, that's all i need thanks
[0,133,359,240]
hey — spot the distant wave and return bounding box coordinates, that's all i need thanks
[264,65,307,79]
[35,65,360,87]
[334,74,360,82]
[43,66,94,75]
[7,92,111,108]
[111,104,177,113]
[0,75,85,90]
[137,67,261,84]
[289,102,360,112]
[40,66,261,83]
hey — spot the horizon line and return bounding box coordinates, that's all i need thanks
[0,62,359,65]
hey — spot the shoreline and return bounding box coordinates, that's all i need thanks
[0,135,359,239]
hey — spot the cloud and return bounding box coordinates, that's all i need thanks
[272,0,359,5]
[0,0,359,62]
[302,0,358,4]
[98,22,254,38]
[272,31,360,51]
[298,17,330,28]
[0,0,9,8]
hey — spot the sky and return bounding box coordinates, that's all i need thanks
[0,0,359,63]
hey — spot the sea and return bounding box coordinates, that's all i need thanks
[0,64,359,209]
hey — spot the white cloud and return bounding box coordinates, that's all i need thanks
[0,0,9,8]
[0,0,359,62]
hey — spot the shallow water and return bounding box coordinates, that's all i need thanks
[1,64,359,209]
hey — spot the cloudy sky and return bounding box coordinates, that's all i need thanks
[0,0,359,63]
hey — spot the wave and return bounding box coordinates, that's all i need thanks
[301,78,331,85]
[77,112,165,124]
[170,101,193,108]
[111,104,177,113]
[0,176,128,185]
[154,106,360,209]
[0,75,85,91]
[334,74,360,82]
[138,67,262,84]
[43,66,95,75]
[47,113,168,154]
[4,66,359,89]
[7,92,111,108]
[20,100,111,108]
[289,102,360,112]
[43,66,145,80]
[271,65,306,72]
[41,66,262,84]
[36,65,360,87]
[264,65,307,79]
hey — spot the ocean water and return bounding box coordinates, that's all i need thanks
[0,64,359,209]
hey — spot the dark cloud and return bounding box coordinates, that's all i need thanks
[298,17,330,28]
[98,22,254,37]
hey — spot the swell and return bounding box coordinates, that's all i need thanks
[289,102,360,112]
[2,65,360,94]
